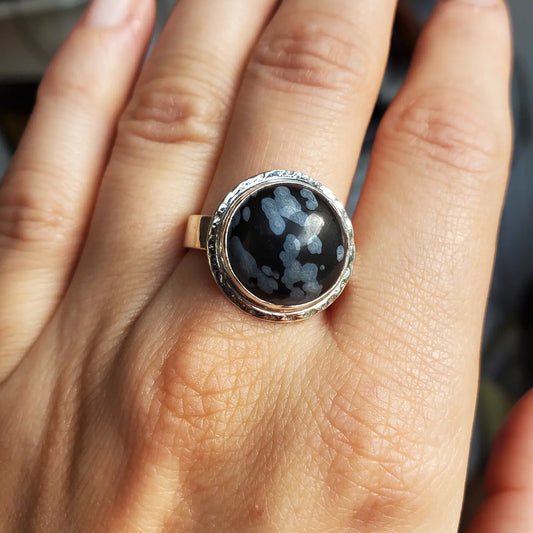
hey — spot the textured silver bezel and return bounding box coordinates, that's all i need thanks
[207,170,355,322]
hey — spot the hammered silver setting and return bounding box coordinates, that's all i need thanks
[206,170,355,322]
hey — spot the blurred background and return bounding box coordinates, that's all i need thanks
[0,0,531,529]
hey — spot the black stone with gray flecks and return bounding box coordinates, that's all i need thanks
[227,184,347,306]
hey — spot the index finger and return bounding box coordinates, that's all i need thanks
[333,0,512,528]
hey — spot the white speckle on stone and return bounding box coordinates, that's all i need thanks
[261,197,286,235]
[299,213,325,246]
[262,265,280,280]
[229,236,279,294]
[300,188,318,210]
[307,235,322,255]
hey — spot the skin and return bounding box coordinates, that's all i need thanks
[0,0,530,531]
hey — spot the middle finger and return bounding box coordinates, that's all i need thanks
[203,0,398,212]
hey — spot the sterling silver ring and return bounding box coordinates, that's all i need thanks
[185,170,355,321]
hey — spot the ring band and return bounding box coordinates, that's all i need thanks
[185,170,355,321]
[185,215,212,250]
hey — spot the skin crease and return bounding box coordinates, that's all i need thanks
[0,0,529,531]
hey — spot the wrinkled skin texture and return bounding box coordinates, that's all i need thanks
[1,0,529,532]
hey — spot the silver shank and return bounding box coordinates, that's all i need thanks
[184,215,212,250]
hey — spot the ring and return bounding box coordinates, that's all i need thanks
[185,170,355,321]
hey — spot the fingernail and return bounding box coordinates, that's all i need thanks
[86,0,134,27]
[454,0,499,5]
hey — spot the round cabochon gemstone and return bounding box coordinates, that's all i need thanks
[226,183,347,306]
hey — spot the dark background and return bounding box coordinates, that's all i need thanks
[0,1,531,529]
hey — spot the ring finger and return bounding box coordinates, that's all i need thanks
[70,0,278,323]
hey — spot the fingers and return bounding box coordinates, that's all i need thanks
[73,0,278,320]
[332,0,512,528]
[468,388,533,532]
[0,0,155,378]
[486,389,533,494]
[203,0,398,212]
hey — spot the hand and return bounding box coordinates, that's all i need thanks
[0,0,523,531]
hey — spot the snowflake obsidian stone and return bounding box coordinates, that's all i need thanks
[227,184,346,306]
[206,170,354,321]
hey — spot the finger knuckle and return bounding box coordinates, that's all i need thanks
[249,13,370,94]
[146,311,264,451]
[38,75,92,111]
[38,53,104,110]
[0,179,72,251]
[382,90,505,182]
[318,367,448,528]
[118,77,227,147]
